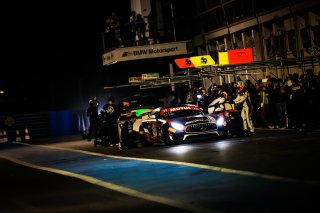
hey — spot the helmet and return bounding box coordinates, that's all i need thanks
[237,81,245,92]
[89,98,99,106]
[210,84,218,94]
[89,99,96,106]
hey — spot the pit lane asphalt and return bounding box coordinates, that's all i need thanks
[1,128,320,213]
[0,158,190,213]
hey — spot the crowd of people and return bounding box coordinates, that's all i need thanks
[86,95,141,150]
[86,69,320,149]
[187,69,320,133]
[104,10,159,49]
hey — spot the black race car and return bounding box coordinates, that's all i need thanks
[139,104,219,146]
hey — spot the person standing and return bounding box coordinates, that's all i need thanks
[87,97,100,141]
[233,81,254,135]
[302,69,320,126]
[135,13,146,45]
[288,73,305,131]
[258,79,270,127]
[159,92,176,106]
[147,9,159,44]
[110,12,123,47]
[104,18,115,49]
[99,96,120,147]
[186,88,195,104]
[196,87,211,113]
[129,11,137,46]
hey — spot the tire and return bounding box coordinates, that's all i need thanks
[218,129,228,138]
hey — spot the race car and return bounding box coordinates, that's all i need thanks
[139,104,219,146]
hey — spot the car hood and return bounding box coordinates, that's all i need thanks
[171,115,212,125]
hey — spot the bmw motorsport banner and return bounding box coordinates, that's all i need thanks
[102,41,191,66]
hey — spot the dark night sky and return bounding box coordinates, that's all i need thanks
[1,1,192,113]
[1,1,133,112]
[4,1,131,75]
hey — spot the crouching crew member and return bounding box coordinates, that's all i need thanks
[120,114,139,150]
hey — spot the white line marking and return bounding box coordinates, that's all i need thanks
[0,153,218,213]
[15,142,320,186]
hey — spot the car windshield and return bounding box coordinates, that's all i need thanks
[161,110,204,119]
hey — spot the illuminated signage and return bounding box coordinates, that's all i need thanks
[190,55,215,67]
[141,73,159,80]
[174,58,195,68]
[129,77,142,83]
[103,41,191,66]
[218,52,229,65]
[227,48,253,64]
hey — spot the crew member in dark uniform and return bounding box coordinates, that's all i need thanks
[97,96,120,147]
[87,97,100,141]
[288,73,305,131]
[196,87,211,113]
[120,113,139,150]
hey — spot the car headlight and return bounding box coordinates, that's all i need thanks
[171,122,185,131]
[216,117,225,126]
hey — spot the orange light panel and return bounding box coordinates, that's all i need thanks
[228,48,253,64]
[174,58,195,68]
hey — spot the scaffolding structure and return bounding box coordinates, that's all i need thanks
[122,54,320,90]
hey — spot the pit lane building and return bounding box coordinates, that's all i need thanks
[192,0,320,86]
[102,0,319,89]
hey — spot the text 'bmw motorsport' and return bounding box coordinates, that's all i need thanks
[134,47,179,56]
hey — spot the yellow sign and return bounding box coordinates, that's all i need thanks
[218,52,229,65]
[190,55,215,67]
